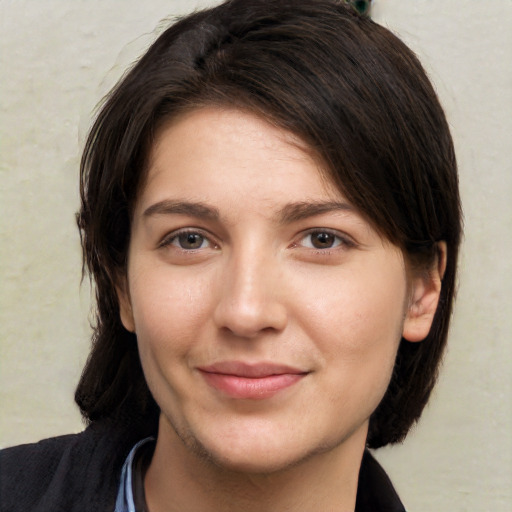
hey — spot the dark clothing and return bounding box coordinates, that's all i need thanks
[356,450,407,512]
[0,422,405,511]
[0,421,147,512]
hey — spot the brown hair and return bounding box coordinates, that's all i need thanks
[76,0,462,448]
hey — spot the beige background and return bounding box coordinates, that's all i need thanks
[1,1,511,510]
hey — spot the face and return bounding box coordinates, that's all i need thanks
[119,107,437,473]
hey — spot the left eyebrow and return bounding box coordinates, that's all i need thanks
[278,201,355,224]
[143,200,220,220]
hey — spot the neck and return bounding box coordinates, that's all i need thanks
[144,418,367,512]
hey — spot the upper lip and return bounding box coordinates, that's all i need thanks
[197,361,307,378]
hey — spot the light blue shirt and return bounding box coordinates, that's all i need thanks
[114,437,154,512]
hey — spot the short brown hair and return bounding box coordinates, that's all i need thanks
[76,0,462,448]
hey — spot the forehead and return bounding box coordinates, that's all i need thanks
[139,107,344,214]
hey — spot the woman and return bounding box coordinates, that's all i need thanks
[0,0,462,510]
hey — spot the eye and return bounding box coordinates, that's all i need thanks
[299,230,348,250]
[162,230,214,250]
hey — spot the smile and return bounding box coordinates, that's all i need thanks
[197,362,308,400]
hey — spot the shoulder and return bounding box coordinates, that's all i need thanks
[0,423,133,512]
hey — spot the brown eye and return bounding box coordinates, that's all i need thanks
[310,232,337,249]
[301,231,344,250]
[172,232,209,250]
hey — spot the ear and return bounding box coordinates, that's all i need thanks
[402,242,447,343]
[115,275,136,333]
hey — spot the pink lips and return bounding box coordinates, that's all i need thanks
[198,362,307,399]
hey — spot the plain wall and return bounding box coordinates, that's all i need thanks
[1,1,511,510]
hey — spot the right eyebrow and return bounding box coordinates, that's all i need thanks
[278,200,355,224]
[143,200,220,220]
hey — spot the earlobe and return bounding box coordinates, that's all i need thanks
[402,242,447,343]
[116,278,136,333]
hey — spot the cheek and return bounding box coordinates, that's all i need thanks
[296,266,407,349]
[127,264,219,414]
[128,263,214,356]
[292,262,407,400]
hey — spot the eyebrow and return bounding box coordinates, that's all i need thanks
[143,200,220,220]
[142,199,354,224]
[278,201,354,224]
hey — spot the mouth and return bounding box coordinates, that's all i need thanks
[197,362,309,400]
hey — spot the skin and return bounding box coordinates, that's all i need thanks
[118,107,444,511]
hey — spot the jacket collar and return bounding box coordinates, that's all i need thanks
[356,449,406,511]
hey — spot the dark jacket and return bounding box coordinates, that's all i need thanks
[0,422,405,511]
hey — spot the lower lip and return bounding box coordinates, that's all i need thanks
[199,371,305,399]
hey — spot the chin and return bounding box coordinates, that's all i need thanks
[201,443,315,475]
[172,419,314,474]
[180,418,354,476]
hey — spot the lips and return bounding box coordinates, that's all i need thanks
[197,362,308,399]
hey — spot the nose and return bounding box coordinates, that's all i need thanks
[213,248,288,338]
